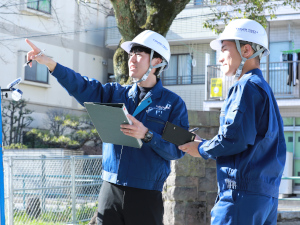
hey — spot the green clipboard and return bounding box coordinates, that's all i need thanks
[84,102,143,148]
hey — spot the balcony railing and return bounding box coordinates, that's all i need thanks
[186,0,261,7]
[162,74,205,86]
[206,61,300,100]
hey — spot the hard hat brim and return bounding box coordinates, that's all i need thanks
[210,39,222,51]
[210,38,270,57]
[121,41,135,53]
[210,38,247,51]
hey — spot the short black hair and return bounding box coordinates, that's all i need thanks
[130,45,163,76]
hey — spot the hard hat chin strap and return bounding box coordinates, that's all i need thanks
[134,50,167,83]
[234,40,265,81]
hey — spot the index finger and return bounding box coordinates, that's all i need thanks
[127,114,138,123]
[25,39,40,52]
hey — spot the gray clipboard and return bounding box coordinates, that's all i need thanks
[84,102,143,148]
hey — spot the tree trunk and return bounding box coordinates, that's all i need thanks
[110,0,191,83]
[113,38,130,83]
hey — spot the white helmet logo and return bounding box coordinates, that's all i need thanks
[153,39,168,51]
[236,28,258,34]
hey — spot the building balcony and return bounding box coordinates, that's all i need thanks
[105,6,217,49]
[105,1,300,50]
[162,74,205,86]
[204,61,300,110]
[186,0,251,7]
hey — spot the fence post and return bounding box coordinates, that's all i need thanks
[41,155,46,212]
[71,156,77,224]
[8,157,13,225]
[22,177,25,210]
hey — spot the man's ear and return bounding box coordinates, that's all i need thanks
[152,58,162,66]
[242,44,253,58]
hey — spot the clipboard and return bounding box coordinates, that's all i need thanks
[84,102,143,148]
[162,121,196,146]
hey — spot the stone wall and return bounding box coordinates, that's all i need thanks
[163,110,220,225]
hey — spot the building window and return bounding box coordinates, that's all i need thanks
[194,0,203,5]
[162,54,192,85]
[24,56,49,84]
[27,0,51,14]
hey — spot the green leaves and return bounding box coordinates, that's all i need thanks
[204,0,299,34]
[25,113,101,150]
[2,99,33,146]
[4,143,28,150]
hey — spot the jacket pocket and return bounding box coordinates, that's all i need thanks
[146,114,167,134]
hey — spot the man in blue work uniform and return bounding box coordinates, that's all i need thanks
[179,19,286,225]
[25,30,189,225]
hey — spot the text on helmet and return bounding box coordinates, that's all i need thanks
[236,28,258,34]
[153,39,168,51]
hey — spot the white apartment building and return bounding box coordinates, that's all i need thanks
[0,0,114,130]
[1,0,300,195]
[106,0,300,195]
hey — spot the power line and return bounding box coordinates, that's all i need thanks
[2,2,292,42]
[0,26,116,41]
[0,10,223,42]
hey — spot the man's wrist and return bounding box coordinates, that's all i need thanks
[143,129,153,143]
[47,60,57,73]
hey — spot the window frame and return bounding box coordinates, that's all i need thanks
[27,0,51,14]
[24,55,49,85]
[162,53,193,86]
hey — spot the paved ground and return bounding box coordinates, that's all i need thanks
[278,199,300,224]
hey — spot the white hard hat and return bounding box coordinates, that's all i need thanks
[121,30,170,70]
[210,19,269,57]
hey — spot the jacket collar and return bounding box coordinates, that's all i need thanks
[244,68,263,77]
[128,79,163,101]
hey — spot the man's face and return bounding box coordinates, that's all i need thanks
[219,40,242,76]
[128,51,150,79]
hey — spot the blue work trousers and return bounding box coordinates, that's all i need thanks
[211,190,278,225]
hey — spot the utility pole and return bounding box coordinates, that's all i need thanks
[0,78,23,225]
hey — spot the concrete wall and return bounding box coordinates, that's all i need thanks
[163,110,219,225]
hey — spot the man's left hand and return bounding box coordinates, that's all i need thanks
[120,114,148,139]
[179,141,202,157]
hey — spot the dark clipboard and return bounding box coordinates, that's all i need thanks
[84,102,143,148]
[162,121,196,146]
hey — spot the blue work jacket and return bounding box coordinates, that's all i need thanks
[198,69,286,198]
[52,63,188,191]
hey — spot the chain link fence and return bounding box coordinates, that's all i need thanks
[3,155,102,225]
